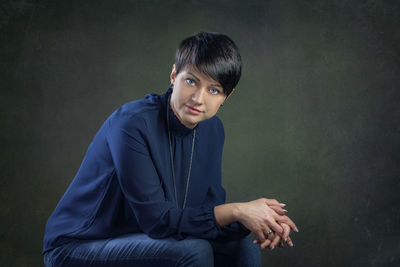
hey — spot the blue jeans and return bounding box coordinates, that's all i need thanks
[44,233,261,266]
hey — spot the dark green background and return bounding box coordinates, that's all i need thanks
[1,0,399,266]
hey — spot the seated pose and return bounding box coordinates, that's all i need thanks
[43,31,298,267]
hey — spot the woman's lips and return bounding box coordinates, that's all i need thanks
[185,105,202,115]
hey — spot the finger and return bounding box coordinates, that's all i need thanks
[269,234,281,249]
[286,236,294,247]
[264,198,285,207]
[262,227,274,241]
[277,215,299,233]
[260,239,271,249]
[255,229,266,243]
[282,223,290,242]
[264,231,275,241]
[266,219,284,235]
[268,232,275,241]
[269,205,288,215]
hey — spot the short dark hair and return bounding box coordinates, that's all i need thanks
[175,32,242,96]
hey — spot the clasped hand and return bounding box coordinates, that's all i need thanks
[236,198,298,250]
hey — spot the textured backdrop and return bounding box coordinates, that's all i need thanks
[1,0,399,266]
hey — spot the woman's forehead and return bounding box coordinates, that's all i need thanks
[180,65,220,84]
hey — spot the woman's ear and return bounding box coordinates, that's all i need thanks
[170,64,176,84]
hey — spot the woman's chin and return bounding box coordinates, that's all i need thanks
[181,116,200,128]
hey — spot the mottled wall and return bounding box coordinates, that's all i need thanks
[1,0,399,266]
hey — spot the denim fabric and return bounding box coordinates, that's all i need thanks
[44,233,260,267]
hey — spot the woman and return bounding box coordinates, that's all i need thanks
[43,32,298,266]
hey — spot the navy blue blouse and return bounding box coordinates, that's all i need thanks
[43,87,250,254]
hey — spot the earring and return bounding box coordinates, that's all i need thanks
[170,83,174,88]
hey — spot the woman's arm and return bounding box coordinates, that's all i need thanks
[106,114,231,240]
[214,202,239,227]
[214,198,298,244]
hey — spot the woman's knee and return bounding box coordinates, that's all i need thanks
[237,237,261,266]
[176,238,214,267]
[211,236,261,267]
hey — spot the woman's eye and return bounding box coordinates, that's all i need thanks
[209,88,220,95]
[185,79,195,86]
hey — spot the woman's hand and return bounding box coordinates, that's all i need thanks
[214,197,298,249]
[254,223,294,249]
[267,201,298,233]
[235,198,290,243]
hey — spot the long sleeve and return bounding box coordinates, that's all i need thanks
[106,113,223,240]
[205,184,251,240]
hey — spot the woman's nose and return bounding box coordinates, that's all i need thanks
[192,88,205,104]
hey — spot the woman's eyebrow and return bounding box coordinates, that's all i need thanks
[187,72,222,88]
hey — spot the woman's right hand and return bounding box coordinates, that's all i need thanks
[235,198,297,244]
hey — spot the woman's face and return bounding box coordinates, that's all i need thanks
[170,64,233,129]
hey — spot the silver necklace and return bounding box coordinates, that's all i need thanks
[167,96,196,209]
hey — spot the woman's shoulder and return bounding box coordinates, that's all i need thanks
[118,93,161,115]
[106,92,164,130]
[113,92,162,117]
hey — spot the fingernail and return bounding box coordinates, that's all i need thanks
[253,240,257,244]
[290,242,294,247]
[271,246,275,250]
[280,203,286,207]
[295,227,299,232]
[283,209,288,212]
